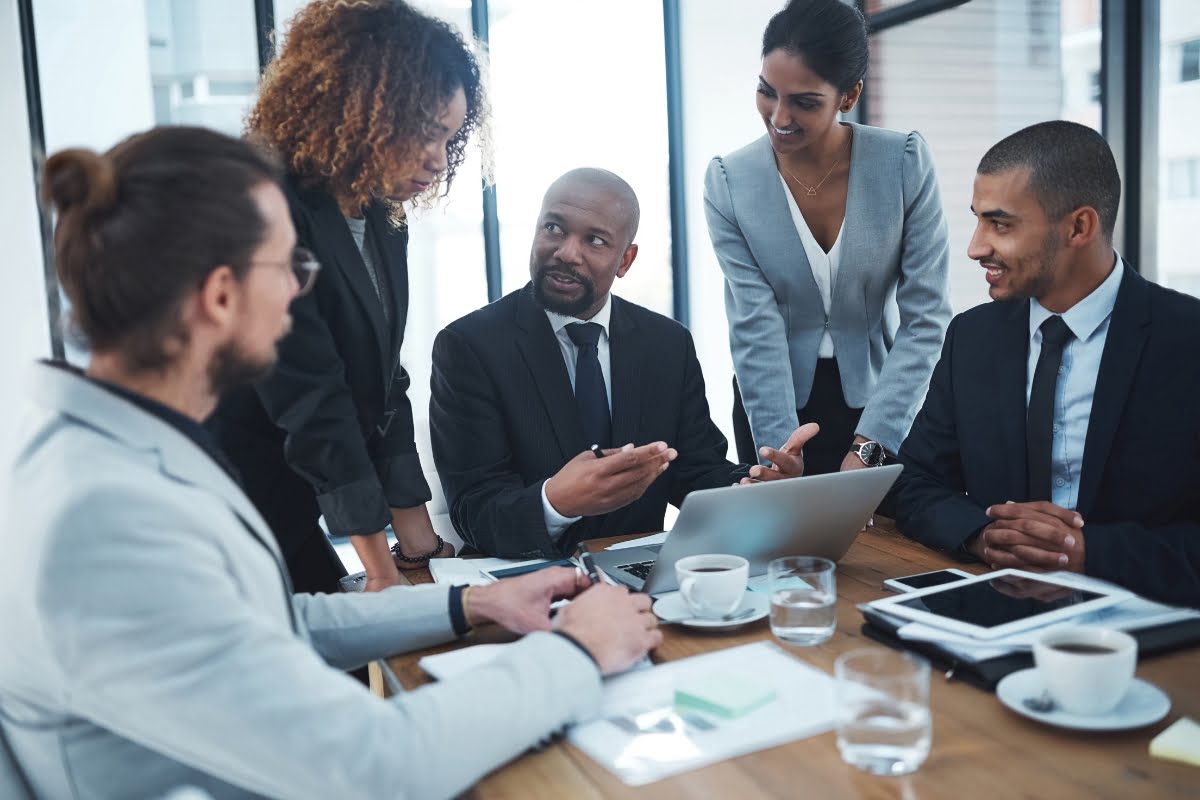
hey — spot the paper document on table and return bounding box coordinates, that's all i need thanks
[569,641,836,786]
[428,557,540,586]
[420,642,651,682]
[605,531,669,550]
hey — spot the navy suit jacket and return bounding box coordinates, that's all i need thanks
[894,264,1200,607]
[430,285,740,559]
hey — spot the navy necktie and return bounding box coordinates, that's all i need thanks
[565,322,611,449]
[1026,315,1074,502]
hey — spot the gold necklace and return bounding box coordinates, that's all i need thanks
[779,137,850,197]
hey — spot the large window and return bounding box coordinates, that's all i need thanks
[864,0,1101,313]
[488,0,673,317]
[1158,2,1200,296]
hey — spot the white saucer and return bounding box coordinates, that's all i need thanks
[996,668,1171,731]
[652,591,769,629]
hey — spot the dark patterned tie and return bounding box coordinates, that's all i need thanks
[565,322,611,449]
[1026,315,1074,502]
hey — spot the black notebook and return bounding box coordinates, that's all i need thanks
[860,606,1200,691]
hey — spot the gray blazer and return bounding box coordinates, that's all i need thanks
[704,123,951,455]
[0,364,601,800]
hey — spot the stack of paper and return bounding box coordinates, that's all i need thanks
[570,641,836,786]
[427,557,544,586]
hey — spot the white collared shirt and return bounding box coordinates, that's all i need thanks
[1026,255,1123,510]
[540,295,615,538]
[779,172,844,358]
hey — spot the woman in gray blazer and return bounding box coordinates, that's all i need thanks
[704,0,951,475]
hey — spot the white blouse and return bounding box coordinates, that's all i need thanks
[778,172,844,358]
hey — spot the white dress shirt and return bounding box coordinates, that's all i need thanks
[540,295,614,538]
[779,172,844,358]
[1026,256,1123,510]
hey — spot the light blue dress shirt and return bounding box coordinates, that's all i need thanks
[1025,256,1123,510]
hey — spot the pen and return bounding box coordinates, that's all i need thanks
[590,443,606,459]
[577,546,601,585]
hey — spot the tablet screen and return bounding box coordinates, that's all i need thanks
[892,574,1106,630]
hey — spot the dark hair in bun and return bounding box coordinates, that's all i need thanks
[41,148,118,220]
[762,0,869,93]
[41,126,282,370]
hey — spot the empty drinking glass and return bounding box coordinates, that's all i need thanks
[835,648,932,776]
[767,556,836,646]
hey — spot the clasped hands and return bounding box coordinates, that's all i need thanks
[968,500,1086,574]
[544,423,819,518]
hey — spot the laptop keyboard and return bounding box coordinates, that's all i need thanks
[618,560,655,580]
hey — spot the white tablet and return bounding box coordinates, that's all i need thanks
[866,568,1131,640]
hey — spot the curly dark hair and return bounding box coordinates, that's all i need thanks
[249,0,491,218]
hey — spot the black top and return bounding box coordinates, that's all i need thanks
[207,175,431,564]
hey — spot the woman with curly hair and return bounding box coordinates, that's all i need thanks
[208,0,488,594]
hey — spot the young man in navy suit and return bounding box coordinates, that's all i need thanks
[893,121,1200,608]
[430,168,816,559]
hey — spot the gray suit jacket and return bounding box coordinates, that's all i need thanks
[704,123,951,455]
[0,364,600,800]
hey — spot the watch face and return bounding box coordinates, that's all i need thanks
[860,441,885,466]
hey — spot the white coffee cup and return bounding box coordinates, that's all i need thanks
[1032,627,1137,715]
[674,554,749,618]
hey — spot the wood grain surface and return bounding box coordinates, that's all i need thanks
[386,521,1199,799]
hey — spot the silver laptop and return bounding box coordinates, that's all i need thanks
[592,464,902,595]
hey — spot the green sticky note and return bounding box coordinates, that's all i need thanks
[673,672,777,720]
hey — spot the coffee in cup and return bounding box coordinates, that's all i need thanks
[674,554,749,618]
[1032,627,1137,715]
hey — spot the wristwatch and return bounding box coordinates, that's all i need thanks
[850,440,888,467]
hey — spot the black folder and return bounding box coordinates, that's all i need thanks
[860,606,1200,691]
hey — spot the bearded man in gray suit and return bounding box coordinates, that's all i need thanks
[0,127,659,800]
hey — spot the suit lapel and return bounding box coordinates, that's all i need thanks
[736,137,821,307]
[514,286,587,460]
[831,123,865,300]
[367,203,409,365]
[303,189,392,380]
[1076,265,1151,517]
[608,297,643,448]
[996,300,1032,501]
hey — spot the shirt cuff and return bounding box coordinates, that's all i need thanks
[541,480,582,541]
[551,630,599,668]
[316,475,391,537]
[448,584,471,636]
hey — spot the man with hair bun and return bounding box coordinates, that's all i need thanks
[893,120,1200,608]
[0,126,660,799]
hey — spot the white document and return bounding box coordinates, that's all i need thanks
[569,641,837,786]
[427,557,542,586]
[420,642,650,682]
[605,531,669,551]
[419,644,512,680]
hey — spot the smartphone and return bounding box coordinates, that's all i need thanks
[482,558,577,582]
[882,568,975,593]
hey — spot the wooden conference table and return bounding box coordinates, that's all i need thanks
[386,520,1199,799]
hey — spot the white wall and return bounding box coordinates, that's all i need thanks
[0,1,52,491]
[680,0,790,450]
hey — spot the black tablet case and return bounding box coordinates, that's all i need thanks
[860,606,1200,691]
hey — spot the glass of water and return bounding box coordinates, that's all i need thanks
[767,556,836,646]
[834,648,932,776]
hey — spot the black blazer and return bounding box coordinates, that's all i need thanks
[430,285,740,559]
[894,264,1200,607]
[208,176,430,562]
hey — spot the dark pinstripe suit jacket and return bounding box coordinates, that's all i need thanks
[430,284,740,559]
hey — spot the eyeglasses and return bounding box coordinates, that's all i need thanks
[289,247,321,296]
[252,247,321,296]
